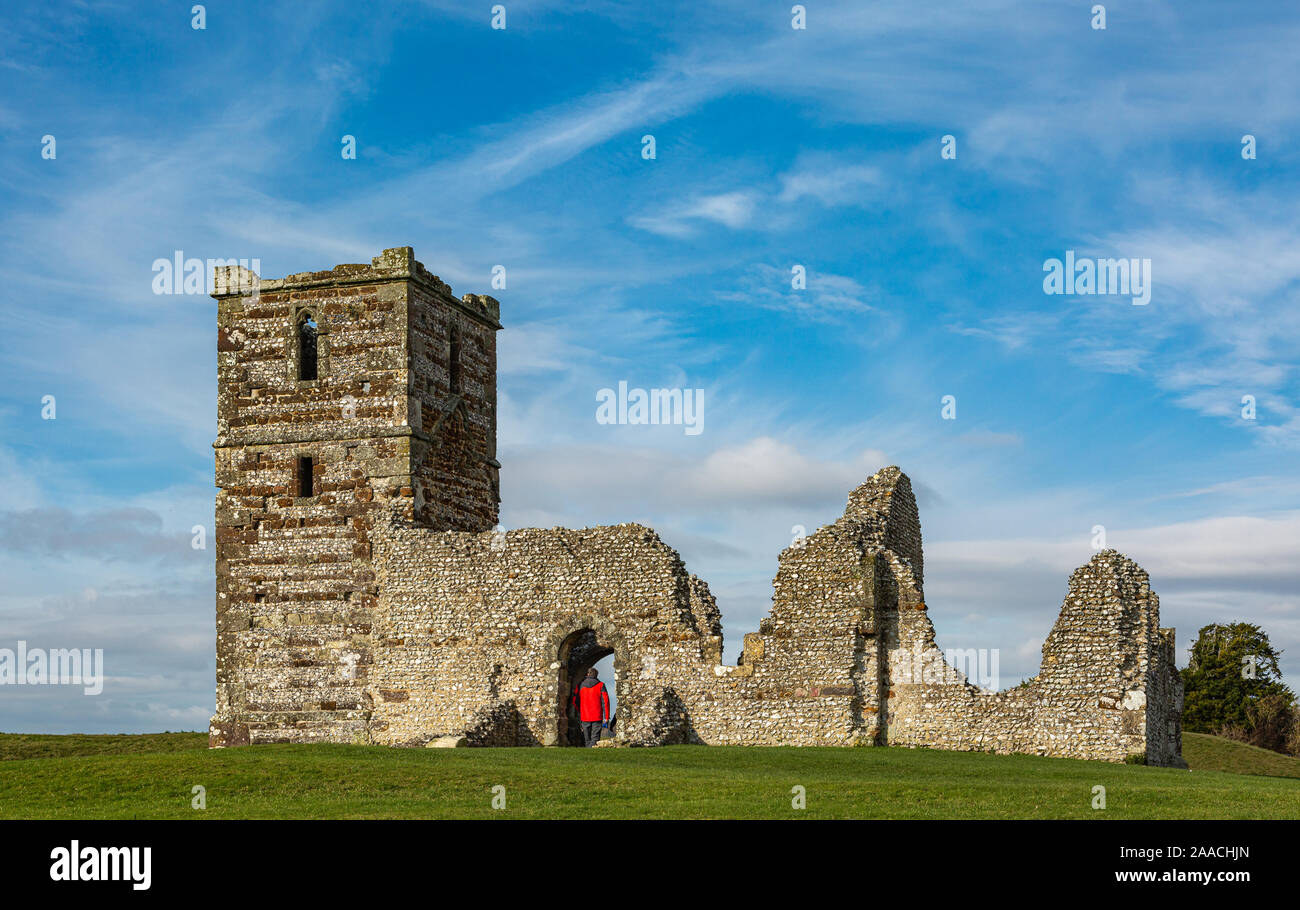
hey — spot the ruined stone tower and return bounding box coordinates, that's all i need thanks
[209,248,501,746]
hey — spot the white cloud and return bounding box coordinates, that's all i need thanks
[684,437,888,504]
[714,264,880,322]
[504,436,889,519]
[777,160,883,207]
[630,191,758,237]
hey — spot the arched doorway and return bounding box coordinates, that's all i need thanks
[557,628,616,746]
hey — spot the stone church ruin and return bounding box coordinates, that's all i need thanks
[209,247,1184,765]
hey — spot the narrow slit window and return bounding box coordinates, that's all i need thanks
[297,456,314,498]
[449,328,462,394]
[298,314,318,380]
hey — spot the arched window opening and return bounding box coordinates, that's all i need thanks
[298,313,318,381]
[448,327,462,394]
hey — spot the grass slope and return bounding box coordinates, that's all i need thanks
[1,731,1297,819]
[1182,732,1300,779]
[0,732,207,762]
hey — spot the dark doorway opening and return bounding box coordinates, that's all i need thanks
[557,628,616,746]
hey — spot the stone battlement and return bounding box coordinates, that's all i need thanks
[212,247,501,327]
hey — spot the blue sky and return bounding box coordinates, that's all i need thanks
[2,0,1299,732]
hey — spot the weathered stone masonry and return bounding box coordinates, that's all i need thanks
[210,248,499,746]
[210,248,1184,765]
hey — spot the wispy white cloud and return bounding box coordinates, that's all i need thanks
[715,264,881,322]
[776,159,883,207]
[629,190,759,237]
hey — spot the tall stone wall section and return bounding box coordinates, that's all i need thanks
[209,249,1182,764]
[406,275,500,532]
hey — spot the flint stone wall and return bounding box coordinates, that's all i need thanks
[360,467,1182,762]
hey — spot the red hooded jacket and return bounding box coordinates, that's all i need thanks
[572,677,610,722]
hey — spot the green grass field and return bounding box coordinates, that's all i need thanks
[0,730,1296,819]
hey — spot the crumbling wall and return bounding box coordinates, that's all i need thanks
[361,465,1186,763]
[209,249,1182,764]
[366,512,882,748]
[368,522,721,746]
[882,548,1184,764]
[1145,629,1185,766]
[690,515,882,746]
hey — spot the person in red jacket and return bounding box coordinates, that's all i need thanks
[571,667,611,747]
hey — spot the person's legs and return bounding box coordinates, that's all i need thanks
[583,721,600,747]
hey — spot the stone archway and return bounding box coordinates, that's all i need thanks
[541,615,631,747]
[557,629,614,746]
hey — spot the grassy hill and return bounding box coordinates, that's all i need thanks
[0,731,1296,819]
[1182,731,1300,779]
